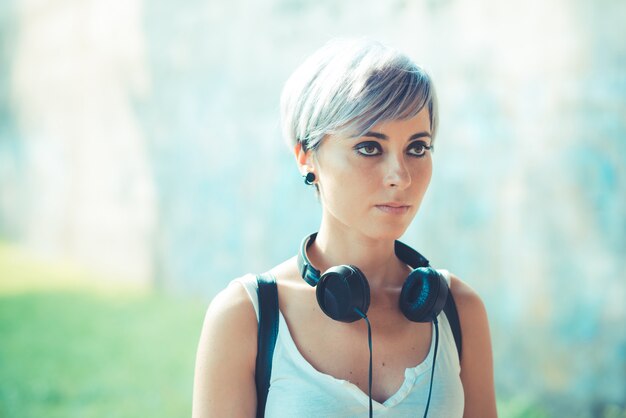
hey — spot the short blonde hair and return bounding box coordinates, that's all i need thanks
[280,38,439,152]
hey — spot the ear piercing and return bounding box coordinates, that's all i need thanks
[303,172,316,185]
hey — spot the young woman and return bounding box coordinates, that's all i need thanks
[192,39,497,418]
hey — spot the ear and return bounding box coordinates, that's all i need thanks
[294,142,315,175]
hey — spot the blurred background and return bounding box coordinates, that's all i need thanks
[1,0,625,416]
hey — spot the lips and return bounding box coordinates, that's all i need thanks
[375,203,411,215]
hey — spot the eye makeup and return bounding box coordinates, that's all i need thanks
[353,140,432,158]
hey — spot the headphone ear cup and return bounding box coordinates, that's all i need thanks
[399,267,449,322]
[316,265,370,323]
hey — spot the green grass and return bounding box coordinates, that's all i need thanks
[0,243,207,418]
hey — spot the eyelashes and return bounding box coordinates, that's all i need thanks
[354,141,432,157]
[355,142,381,156]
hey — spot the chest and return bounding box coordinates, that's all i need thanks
[278,285,433,403]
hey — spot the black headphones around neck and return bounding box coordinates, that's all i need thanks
[296,232,449,323]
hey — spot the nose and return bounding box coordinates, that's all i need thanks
[383,154,411,189]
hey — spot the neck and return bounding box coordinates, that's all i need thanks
[306,219,411,290]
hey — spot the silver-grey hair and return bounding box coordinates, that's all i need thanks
[280,38,439,152]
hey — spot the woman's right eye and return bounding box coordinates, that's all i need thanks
[355,142,381,156]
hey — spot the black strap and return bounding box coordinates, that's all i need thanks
[254,273,279,418]
[443,292,463,361]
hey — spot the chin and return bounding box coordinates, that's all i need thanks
[363,223,409,243]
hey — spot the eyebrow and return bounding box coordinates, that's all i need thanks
[362,131,432,141]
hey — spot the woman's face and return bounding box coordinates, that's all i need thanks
[306,107,433,241]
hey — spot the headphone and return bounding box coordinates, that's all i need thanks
[297,232,449,323]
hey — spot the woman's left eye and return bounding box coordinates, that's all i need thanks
[407,142,431,157]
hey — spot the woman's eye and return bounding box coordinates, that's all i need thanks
[408,142,431,157]
[355,143,381,156]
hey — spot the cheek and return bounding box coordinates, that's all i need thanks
[317,156,374,204]
[415,154,433,180]
[318,151,360,183]
[333,159,379,194]
[421,158,433,185]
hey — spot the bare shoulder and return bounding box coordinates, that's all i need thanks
[204,279,258,332]
[446,272,491,357]
[192,279,258,417]
[448,272,489,322]
[197,279,258,368]
[447,272,498,418]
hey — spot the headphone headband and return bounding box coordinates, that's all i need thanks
[297,232,430,286]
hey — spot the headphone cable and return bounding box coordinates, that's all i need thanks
[354,308,373,418]
[423,318,439,418]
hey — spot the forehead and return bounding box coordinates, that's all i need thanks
[367,108,431,136]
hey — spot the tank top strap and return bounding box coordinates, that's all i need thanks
[231,273,260,321]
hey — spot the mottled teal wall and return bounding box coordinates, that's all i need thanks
[0,0,22,240]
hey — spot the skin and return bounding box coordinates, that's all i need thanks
[192,108,497,417]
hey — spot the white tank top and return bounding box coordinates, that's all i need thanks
[234,271,464,418]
